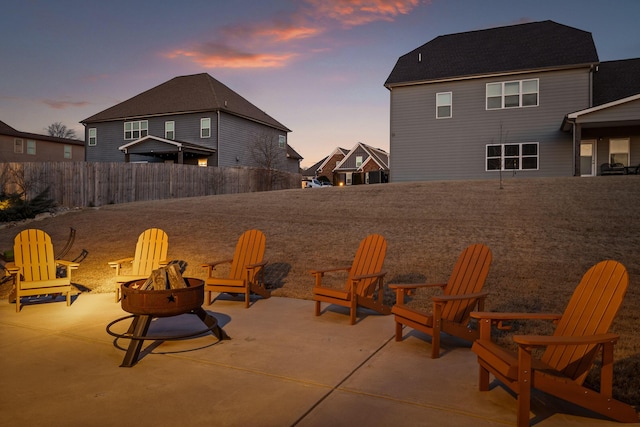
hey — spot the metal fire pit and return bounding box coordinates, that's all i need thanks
[106,278,229,367]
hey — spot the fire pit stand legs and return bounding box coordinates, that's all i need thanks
[106,307,229,367]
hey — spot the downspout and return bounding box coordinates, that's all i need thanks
[216,110,220,167]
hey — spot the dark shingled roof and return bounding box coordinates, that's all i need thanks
[593,58,640,106]
[385,20,598,87]
[82,73,290,132]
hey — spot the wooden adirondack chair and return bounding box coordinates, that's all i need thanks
[6,229,79,312]
[108,228,169,302]
[311,234,390,325]
[202,229,270,308]
[390,243,492,358]
[471,260,638,426]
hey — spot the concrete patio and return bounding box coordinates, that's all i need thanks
[1,292,637,426]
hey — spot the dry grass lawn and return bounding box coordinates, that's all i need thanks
[1,175,639,406]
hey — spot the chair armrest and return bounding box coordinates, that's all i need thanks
[309,266,351,275]
[4,262,20,275]
[388,282,446,290]
[470,312,562,321]
[56,259,80,269]
[390,282,446,301]
[202,259,233,269]
[108,257,134,267]
[433,291,488,303]
[351,271,386,282]
[514,333,619,348]
[246,260,268,270]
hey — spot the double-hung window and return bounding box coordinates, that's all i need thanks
[165,121,175,140]
[436,92,452,118]
[278,135,286,148]
[486,79,538,109]
[14,138,23,153]
[201,118,211,138]
[486,143,538,171]
[88,128,97,146]
[64,145,72,159]
[124,120,148,139]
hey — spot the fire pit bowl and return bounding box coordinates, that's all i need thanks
[121,277,204,317]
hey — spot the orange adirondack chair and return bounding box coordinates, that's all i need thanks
[471,260,637,426]
[108,228,169,302]
[202,229,270,308]
[6,229,79,312]
[311,234,390,325]
[390,243,492,358]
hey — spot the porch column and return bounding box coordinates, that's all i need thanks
[178,150,184,164]
[573,123,582,177]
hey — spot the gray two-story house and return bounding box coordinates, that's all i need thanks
[81,73,299,173]
[385,20,640,181]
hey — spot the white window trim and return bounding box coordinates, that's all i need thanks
[165,121,175,140]
[124,120,148,140]
[486,142,539,171]
[200,118,211,138]
[14,138,23,153]
[436,91,452,119]
[88,128,97,146]
[486,78,539,110]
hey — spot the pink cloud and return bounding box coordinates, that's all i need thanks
[164,0,428,69]
[305,0,426,26]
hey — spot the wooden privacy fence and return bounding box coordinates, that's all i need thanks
[0,162,302,208]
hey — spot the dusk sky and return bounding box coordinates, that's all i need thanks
[2,0,639,167]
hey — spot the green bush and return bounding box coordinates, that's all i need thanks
[0,188,57,222]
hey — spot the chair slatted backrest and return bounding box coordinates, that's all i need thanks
[229,230,266,281]
[442,244,492,323]
[14,229,57,282]
[131,228,169,276]
[542,260,628,384]
[349,234,387,296]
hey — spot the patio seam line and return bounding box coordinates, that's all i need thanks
[289,332,396,427]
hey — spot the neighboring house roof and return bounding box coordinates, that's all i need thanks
[385,20,598,87]
[316,147,349,173]
[593,58,640,106]
[302,156,328,177]
[118,135,216,157]
[334,143,389,172]
[0,120,84,146]
[286,145,302,160]
[81,73,291,132]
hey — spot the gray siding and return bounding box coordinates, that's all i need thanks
[218,112,289,169]
[85,112,220,163]
[389,68,592,182]
[85,111,292,171]
[338,146,368,170]
[577,98,640,124]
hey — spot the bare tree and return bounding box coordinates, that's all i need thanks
[249,131,287,191]
[47,122,77,139]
